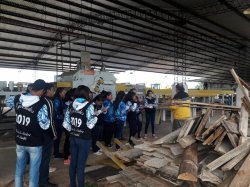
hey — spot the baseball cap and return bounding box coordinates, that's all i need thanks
[31,79,47,91]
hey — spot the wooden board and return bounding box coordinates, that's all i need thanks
[144,157,169,169]
[214,137,234,155]
[169,143,184,156]
[114,138,131,151]
[239,76,250,90]
[214,130,227,146]
[134,142,155,152]
[229,152,250,187]
[203,126,224,145]
[153,128,181,145]
[222,120,239,135]
[96,141,126,170]
[199,168,222,185]
[178,134,196,148]
[221,147,250,172]
[201,115,226,139]
[195,108,212,137]
[177,119,195,142]
[227,133,239,148]
[207,140,250,171]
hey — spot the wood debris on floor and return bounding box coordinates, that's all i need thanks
[97,69,250,187]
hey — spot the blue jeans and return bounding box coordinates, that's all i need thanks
[15,145,43,187]
[69,137,91,187]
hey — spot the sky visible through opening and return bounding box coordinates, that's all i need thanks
[0,68,199,89]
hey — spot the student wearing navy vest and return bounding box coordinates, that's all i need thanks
[102,92,115,147]
[6,79,50,187]
[113,91,127,149]
[63,85,97,187]
[53,87,66,159]
[126,91,138,145]
[39,83,57,187]
[91,94,104,155]
[144,90,158,138]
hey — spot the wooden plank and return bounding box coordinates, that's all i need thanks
[178,143,198,182]
[199,168,222,185]
[177,120,190,141]
[153,128,181,145]
[114,138,131,151]
[178,134,196,148]
[227,133,239,148]
[221,147,250,172]
[214,130,227,146]
[222,120,239,135]
[231,68,250,105]
[239,76,250,91]
[203,126,224,145]
[207,140,250,171]
[96,141,126,170]
[239,103,249,137]
[215,137,234,155]
[144,157,168,169]
[177,119,195,142]
[169,143,184,156]
[229,152,250,187]
[195,108,212,137]
[201,115,226,139]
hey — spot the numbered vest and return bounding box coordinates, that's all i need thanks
[69,103,91,139]
[14,95,45,146]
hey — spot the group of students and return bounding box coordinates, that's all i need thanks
[6,79,160,187]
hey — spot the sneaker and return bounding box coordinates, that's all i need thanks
[152,134,158,139]
[64,159,70,165]
[49,167,56,173]
[144,134,148,139]
[93,150,102,156]
[107,144,113,148]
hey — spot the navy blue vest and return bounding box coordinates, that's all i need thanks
[14,95,45,146]
[145,97,156,113]
[69,103,92,139]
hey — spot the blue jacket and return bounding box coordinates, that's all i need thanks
[53,97,65,122]
[115,101,127,122]
[103,99,115,123]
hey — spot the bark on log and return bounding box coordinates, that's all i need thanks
[178,143,198,182]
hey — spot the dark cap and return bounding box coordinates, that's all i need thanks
[31,79,46,91]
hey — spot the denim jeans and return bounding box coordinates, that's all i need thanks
[15,145,43,187]
[69,137,91,187]
[39,134,53,185]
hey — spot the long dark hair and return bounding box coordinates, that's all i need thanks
[74,85,90,101]
[93,94,103,103]
[64,88,76,102]
[53,87,66,100]
[146,89,153,97]
[114,91,125,111]
[103,91,112,99]
[124,91,136,103]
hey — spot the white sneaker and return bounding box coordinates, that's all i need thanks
[49,167,56,173]
[93,150,102,156]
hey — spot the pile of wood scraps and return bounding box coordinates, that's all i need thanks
[98,69,250,187]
